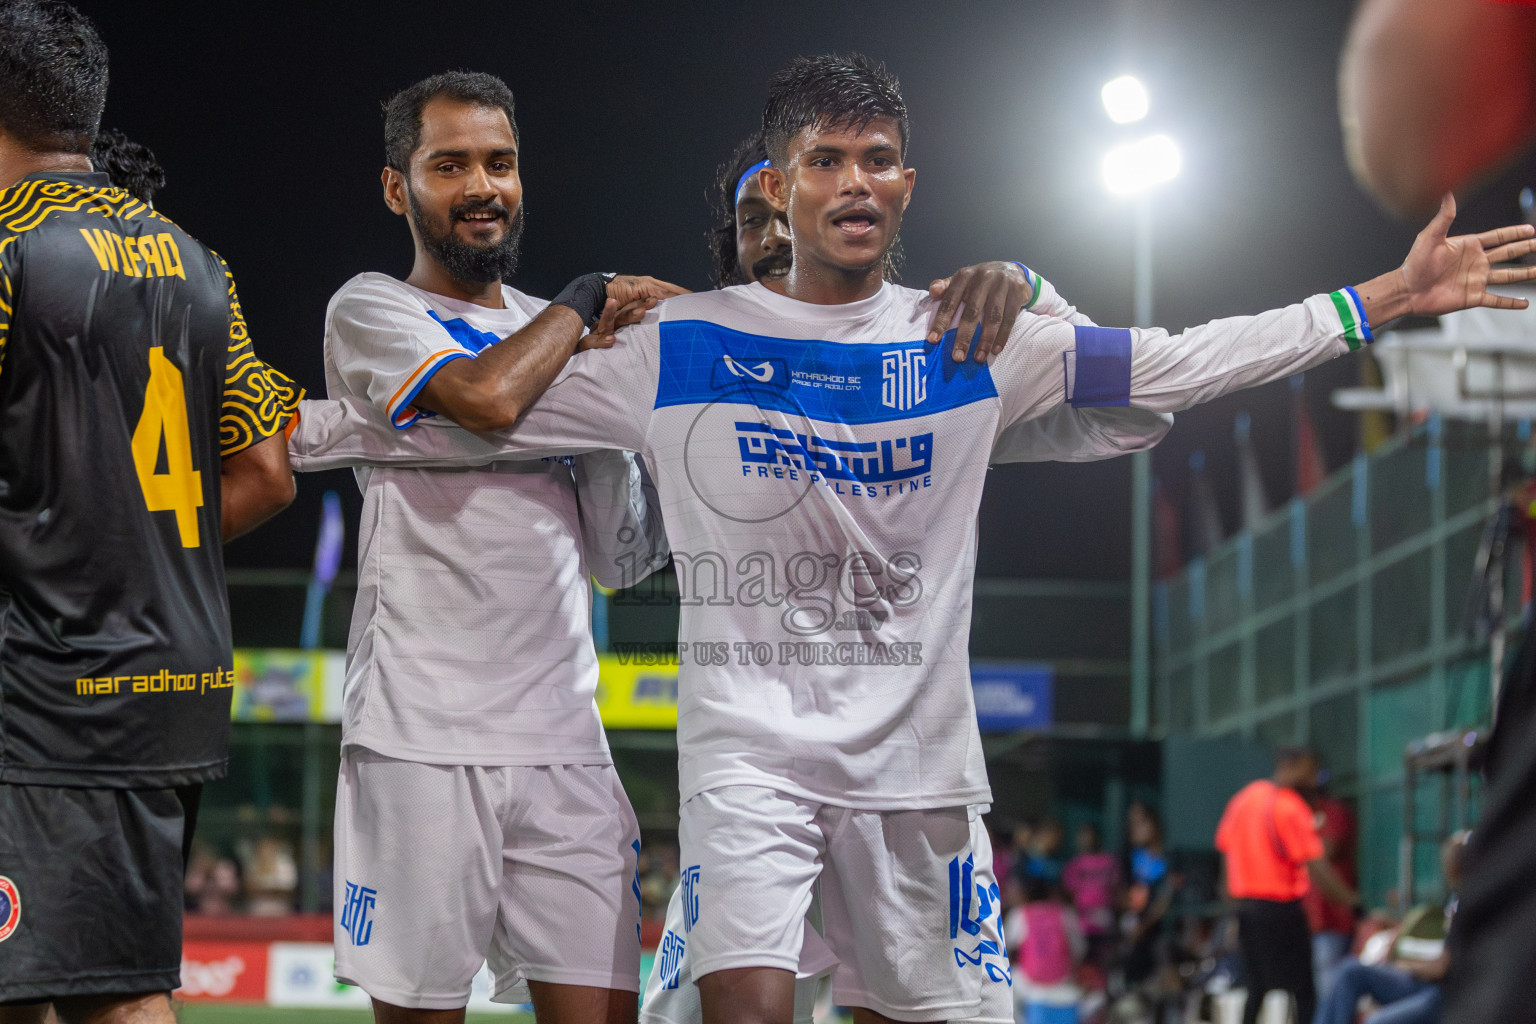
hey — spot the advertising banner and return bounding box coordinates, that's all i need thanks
[230,650,345,723]
[176,941,270,1001]
[228,649,1055,735]
[970,663,1054,733]
[594,653,681,729]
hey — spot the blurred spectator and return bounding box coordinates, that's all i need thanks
[241,835,298,917]
[1303,774,1358,1001]
[1315,832,1466,1024]
[1339,0,1536,217]
[1216,747,1358,1024]
[1004,821,1036,908]
[184,841,242,916]
[1007,875,1085,1024]
[1019,818,1066,886]
[1121,801,1174,987]
[638,843,680,921]
[1063,822,1119,965]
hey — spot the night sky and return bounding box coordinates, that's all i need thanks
[74,0,1536,577]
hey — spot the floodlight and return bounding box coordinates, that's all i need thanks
[1101,75,1150,124]
[1101,134,1182,196]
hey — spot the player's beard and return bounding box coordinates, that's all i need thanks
[408,187,526,285]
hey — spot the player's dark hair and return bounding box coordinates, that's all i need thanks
[761,52,908,166]
[0,0,108,155]
[90,129,165,205]
[708,131,770,289]
[383,70,519,174]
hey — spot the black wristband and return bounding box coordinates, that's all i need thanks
[550,272,615,327]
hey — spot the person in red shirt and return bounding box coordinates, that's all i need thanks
[1303,776,1359,1004]
[1216,748,1359,1024]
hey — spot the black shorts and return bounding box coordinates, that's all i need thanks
[0,783,197,1002]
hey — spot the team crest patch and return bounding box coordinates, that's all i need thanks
[0,876,20,942]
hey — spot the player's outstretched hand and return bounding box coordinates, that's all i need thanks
[1397,194,1536,316]
[926,261,1034,364]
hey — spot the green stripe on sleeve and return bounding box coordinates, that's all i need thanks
[1329,290,1363,352]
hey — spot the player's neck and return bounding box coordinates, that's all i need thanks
[780,252,885,305]
[0,146,92,192]
[406,253,506,309]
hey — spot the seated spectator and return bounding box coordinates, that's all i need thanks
[1007,876,1085,1024]
[1063,822,1119,965]
[241,835,298,917]
[1314,832,1467,1024]
[184,841,242,916]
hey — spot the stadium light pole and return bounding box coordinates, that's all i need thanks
[1099,78,1181,739]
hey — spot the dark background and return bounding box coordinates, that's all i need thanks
[75,0,1536,577]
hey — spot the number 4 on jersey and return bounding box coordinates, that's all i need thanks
[132,347,203,547]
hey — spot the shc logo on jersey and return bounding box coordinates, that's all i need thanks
[881,348,927,411]
[340,880,377,946]
[657,928,687,990]
[948,854,1010,985]
[681,865,701,933]
[0,876,19,943]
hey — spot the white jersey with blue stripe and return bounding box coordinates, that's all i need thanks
[322,272,655,767]
[311,276,1369,806]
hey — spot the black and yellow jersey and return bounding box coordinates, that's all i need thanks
[0,170,295,787]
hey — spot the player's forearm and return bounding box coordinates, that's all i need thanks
[414,304,586,431]
[1341,0,1536,216]
[221,432,295,541]
[287,396,580,472]
[1124,292,1365,414]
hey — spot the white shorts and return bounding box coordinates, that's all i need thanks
[677,787,1013,1022]
[643,809,1010,1024]
[640,879,836,1024]
[332,749,642,1009]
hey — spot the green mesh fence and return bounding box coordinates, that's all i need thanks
[1153,420,1515,906]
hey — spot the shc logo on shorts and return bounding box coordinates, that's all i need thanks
[948,854,1009,985]
[0,876,18,943]
[657,928,686,990]
[681,865,701,933]
[340,880,377,946]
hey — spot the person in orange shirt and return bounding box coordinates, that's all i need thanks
[1216,748,1359,1024]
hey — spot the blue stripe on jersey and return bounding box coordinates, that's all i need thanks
[656,319,998,425]
[427,310,501,353]
[1068,325,1132,408]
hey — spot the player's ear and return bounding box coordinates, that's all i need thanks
[382,167,408,216]
[760,165,788,212]
[901,166,916,212]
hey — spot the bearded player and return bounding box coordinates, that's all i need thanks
[319,71,681,1024]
